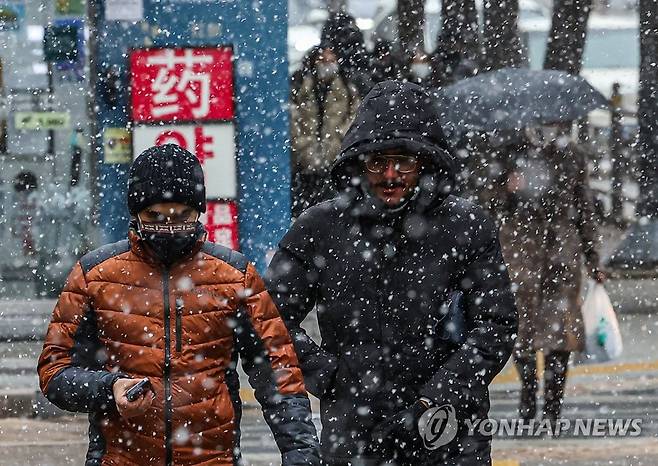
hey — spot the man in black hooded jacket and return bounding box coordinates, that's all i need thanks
[266,81,517,465]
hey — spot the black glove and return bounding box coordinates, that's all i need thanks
[370,400,430,457]
[372,380,419,413]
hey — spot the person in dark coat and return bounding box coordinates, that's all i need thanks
[267,81,518,466]
[371,39,402,84]
[320,11,373,97]
[430,33,479,87]
[290,46,360,218]
[405,49,434,87]
[495,128,605,426]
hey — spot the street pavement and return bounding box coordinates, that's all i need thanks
[1,311,657,464]
[0,404,657,466]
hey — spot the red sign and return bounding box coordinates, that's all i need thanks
[203,201,239,250]
[130,47,234,123]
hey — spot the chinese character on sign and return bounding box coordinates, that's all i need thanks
[149,49,212,119]
[130,47,234,123]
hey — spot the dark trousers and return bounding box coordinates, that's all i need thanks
[514,350,570,421]
[321,436,492,466]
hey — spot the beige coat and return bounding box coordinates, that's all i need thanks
[497,142,601,354]
[290,74,360,174]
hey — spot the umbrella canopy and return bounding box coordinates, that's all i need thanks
[435,68,610,136]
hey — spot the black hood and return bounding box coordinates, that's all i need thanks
[330,80,456,202]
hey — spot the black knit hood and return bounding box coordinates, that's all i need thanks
[330,80,457,213]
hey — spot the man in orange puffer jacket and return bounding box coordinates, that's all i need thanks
[38,144,319,466]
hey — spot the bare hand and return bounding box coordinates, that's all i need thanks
[592,269,607,284]
[113,378,154,419]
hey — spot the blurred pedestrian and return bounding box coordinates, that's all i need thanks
[290,46,360,217]
[38,144,320,465]
[431,33,479,87]
[371,39,402,83]
[406,49,433,87]
[269,81,518,465]
[320,11,374,97]
[496,126,605,428]
[11,171,38,260]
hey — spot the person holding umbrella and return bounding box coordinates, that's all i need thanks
[494,124,606,428]
[434,68,609,431]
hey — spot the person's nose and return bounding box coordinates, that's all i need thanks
[383,160,398,179]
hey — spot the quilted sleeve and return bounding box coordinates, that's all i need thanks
[235,262,320,466]
[37,262,124,413]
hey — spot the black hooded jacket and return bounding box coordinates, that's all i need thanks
[267,81,517,465]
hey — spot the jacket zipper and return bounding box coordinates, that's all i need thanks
[175,298,183,353]
[162,270,173,466]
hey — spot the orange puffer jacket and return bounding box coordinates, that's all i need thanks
[38,231,319,466]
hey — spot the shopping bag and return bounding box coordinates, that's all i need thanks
[577,280,623,364]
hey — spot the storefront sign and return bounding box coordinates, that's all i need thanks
[103,127,132,163]
[130,47,234,123]
[202,200,239,250]
[14,111,70,130]
[132,123,236,199]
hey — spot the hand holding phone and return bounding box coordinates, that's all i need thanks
[126,378,152,402]
[113,378,153,419]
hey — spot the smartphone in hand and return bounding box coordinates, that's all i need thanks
[125,378,152,402]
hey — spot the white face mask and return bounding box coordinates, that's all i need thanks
[317,62,339,80]
[542,127,559,143]
[411,63,431,79]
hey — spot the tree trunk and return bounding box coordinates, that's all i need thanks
[637,0,658,216]
[438,0,479,59]
[482,0,523,70]
[606,0,658,274]
[397,0,425,63]
[543,0,592,74]
[431,0,479,86]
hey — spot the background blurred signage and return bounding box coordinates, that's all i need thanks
[0,2,25,31]
[43,22,80,62]
[14,112,70,130]
[56,0,85,15]
[103,127,132,164]
[105,0,143,21]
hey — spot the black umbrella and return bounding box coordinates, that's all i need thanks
[434,68,610,135]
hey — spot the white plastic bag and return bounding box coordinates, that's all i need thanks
[578,280,623,364]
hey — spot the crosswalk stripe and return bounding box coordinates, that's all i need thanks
[493,359,658,384]
[493,460,520,466]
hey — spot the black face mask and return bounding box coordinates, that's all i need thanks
[137,219,205,266]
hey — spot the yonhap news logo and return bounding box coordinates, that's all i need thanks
[417,403,643,449]
[466,417,643,438]
[417,404,459,449]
